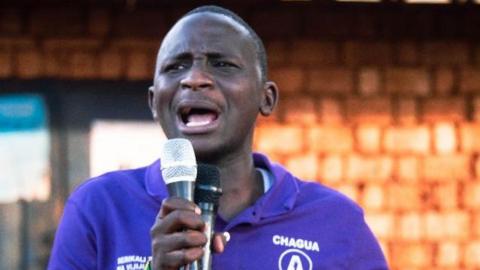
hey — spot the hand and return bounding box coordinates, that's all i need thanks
[150,197,205,269]
[150,197,227,270]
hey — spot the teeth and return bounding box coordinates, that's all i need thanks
[186,120,211,127]
[185,113,216,127]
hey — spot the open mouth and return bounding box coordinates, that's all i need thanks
[179,107,219,128]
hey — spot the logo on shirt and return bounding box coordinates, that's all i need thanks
[116,255,150,270]
[273,235,317,270]
[272,234,320,252]
[278,249,313,270]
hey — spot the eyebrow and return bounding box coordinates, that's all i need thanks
[165,51,234,61]
[165,52,190,61]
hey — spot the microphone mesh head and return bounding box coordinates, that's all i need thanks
[160,138,197,184]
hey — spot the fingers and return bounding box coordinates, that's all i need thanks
[159,197,201,218]
[160,248,204,268]
[154,197,204,234]
[150,229,206,268]
[150,197,207,269]
[212,231,230,253]
[152,230,207,253]
[154,209,205,234]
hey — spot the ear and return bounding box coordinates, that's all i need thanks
[148,86,158,119]
[259,81,279,116]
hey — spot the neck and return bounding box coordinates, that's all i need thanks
[207,152,263,221]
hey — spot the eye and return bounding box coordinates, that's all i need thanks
[211,60,237,68]
[163,62,188,73]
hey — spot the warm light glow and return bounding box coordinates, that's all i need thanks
[285,153,319,180]
[434,122,456,154]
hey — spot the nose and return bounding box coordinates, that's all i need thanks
[180,65,213,91]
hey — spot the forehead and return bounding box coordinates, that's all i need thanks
[158,12,255,60]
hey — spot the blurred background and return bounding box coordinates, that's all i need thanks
[1,0,480,269]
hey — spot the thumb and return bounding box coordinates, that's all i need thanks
[212,232,230,253]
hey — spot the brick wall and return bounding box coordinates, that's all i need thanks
[1,2,480,269]
[256,40,480,268]
[253,8,480,268]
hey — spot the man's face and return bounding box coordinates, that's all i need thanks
[149,13,275,161]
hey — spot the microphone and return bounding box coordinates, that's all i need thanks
[160,138,198,270]
[160,138,197,201]
[194,164,222,270]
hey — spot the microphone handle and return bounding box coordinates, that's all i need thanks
[198,202,216,270]
[182,202,215,270]
[167,181,195,201]
[166,181,196,270]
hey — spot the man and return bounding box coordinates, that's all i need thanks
[49,5,388,270]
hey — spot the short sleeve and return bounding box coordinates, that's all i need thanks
[48,199,97,270]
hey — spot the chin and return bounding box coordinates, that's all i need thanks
[193,149,222,164]
[190,142,228,164]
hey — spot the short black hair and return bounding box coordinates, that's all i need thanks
[184,5,268,82]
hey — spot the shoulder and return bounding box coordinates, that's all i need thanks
[297,180,362,214]
[255,153,363,217]
[270,161,363,219]
[67,165,150,208]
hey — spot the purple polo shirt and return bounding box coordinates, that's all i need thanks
[48,153,388,269]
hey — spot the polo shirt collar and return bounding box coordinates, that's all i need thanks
[219,153,300,230]
[251,152,299,220]
[144,153,300,222]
